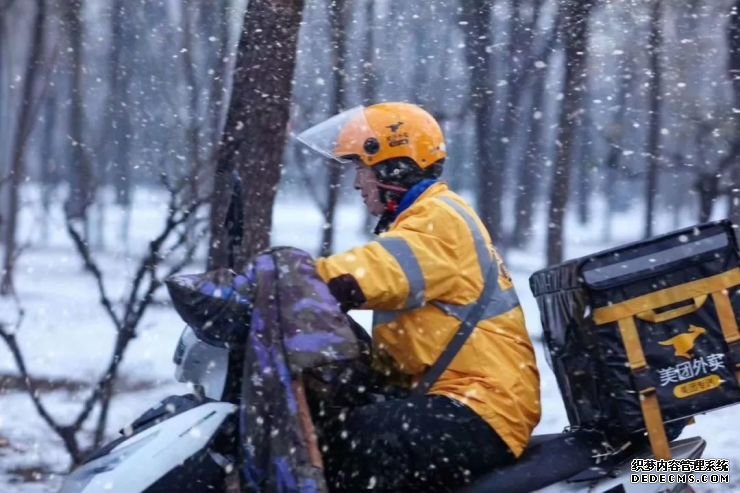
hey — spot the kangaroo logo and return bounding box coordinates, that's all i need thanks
[386,121,404,133]
[658,325,707,359]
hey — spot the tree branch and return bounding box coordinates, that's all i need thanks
[129,217,205,332]
[72,189,206,438]
[122,192,201,329]
[65,219,122,329]
[0,304,83,461]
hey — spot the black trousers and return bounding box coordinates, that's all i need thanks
[315,394,515,493]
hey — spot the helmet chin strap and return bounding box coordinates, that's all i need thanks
[375,182,407,217]
[376,182,408,194]
[372,182,412,234]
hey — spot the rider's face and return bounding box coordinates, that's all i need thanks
[353,164,385,216]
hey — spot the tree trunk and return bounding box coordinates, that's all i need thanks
[208,0,305,270]
[507,0,550,249]
[730,158,740,238]
[207,0,232,149]
[696,174,719,224]
[205,0,238,270]
[109,0,133,210]
[182,0,204,177]
[643,0,662,239]
[511,66,547,249]
[576,113,592,225]
[40,89,59,245]
[0,2,12,196]
[63,0,95,226]
[1,0,46,296]
[359,0,377,238]
[180,0,211,252]
[601,49,632,242]
[728,0,740,239]
[461,1,503,242]
[360,0,376,106]
[208,172,235,269]
[319,0,349,257]
[546,0,593,266]
[321,165,343,256]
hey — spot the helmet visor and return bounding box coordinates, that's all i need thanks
[294,106,373,165]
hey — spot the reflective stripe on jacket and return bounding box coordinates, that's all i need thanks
[315,182,541,456]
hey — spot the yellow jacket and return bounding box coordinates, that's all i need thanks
[315,182,541,457]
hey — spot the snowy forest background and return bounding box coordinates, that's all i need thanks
[0,0,739,491]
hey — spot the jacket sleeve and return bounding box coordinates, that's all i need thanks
[315,203,464,311]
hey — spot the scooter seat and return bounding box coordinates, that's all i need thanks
[461,430,600,493]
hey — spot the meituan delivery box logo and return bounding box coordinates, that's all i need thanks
[658,325,706,359]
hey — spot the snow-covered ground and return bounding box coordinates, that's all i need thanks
[0,186,737,492]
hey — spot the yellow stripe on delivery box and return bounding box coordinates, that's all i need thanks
[593,268,740,325]
[712,289,740,383]
[617,317,672,459]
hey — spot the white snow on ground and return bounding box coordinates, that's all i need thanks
[0,186,738,492]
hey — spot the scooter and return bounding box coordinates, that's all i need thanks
[58,323,242,493]
[59,297,707,493]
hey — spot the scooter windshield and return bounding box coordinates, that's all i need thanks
[165,269,254,348]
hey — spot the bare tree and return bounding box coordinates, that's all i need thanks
[462,0,556,248]
[510,1,558,249]
[209,0,305,270]
[546,0,594,266]
[643,0,663,238]
[1,183,206,464]
[0,0,51,296]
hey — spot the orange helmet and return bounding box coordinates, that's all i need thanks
[296,102,447,169]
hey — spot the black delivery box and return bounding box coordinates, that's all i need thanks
[529,220,740,459]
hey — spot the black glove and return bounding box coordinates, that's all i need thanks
[326,274,366,312]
